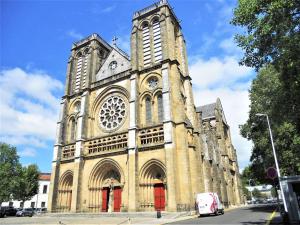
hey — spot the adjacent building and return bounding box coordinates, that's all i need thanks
[48,0,243,212]
[1,173,50,209]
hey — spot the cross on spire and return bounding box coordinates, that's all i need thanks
[112,36,118,46]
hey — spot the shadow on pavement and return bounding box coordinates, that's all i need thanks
[241,203,277,213]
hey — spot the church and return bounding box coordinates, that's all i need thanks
[48,0,243,212]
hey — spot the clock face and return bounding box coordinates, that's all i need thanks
[109,61,118,70]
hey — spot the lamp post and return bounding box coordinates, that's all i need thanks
[255,113,287,212]
[248,179,253,203]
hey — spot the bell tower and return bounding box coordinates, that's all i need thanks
[65,34,112,96]
[130,0,203,211]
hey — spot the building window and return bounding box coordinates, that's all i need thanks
[74,54,83,93]
[31,202,35,208]
[9,202,13,207]
[145,96,152,124]
[41,202,46,208]
[142,23,151,67]
[152,18,162,62]
[20,202,24,208]
[70,118,76,142]
[43,185,48,194]
[157,94,163,122]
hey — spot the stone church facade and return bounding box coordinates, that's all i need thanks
[48,0,243,213]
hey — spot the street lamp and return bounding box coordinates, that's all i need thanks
[255,113,287,212]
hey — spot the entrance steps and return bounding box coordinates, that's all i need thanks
[37,211,194,219]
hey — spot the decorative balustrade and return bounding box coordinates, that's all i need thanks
[86,132,128,155]
[61,144,75,159]
[138,125,164,147]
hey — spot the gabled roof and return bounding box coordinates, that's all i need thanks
[196,103,216,120]
[96,46,131,81]
[196,98,228,125]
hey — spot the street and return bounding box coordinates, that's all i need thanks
[169,204,283,225]
[0,204,284,225]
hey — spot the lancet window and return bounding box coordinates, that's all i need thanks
[152,18,162,62]
[142,23,151,67]
[145,96,152,124]
[157,94,163,122]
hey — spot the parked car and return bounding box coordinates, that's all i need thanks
[0,206,17,216]
[16,208,34,217]
[35,208,47,214]
[196,192,224,216]
[0,207,6,218]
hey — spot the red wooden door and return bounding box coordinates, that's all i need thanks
[154,184,165,211]
[102,188,108,212]
[113,187,122,212]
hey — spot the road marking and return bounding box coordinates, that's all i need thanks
[265,210,276,225]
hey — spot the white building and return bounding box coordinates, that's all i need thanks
[1,173,51,209]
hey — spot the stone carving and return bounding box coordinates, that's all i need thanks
[148,77,158,89]
[99,96,126,131]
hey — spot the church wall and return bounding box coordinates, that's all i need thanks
[79,154,129,212]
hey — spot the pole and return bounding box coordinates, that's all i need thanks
[264,115,287,212]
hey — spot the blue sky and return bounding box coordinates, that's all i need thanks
[0,0,255,173]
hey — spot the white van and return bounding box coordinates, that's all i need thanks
[196,192,224,216]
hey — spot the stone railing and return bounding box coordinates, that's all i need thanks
[138,125,164,147]
[61,144,75,159]
[86,132,128,155]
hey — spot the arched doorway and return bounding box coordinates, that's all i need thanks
[88,159,124,212]
[57,170,73,212]
[139,159,166,211]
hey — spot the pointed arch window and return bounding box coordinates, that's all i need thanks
[74,54,82,93]
[70,118,77,142]
[157,94,163,122]
[142,23,151,67]
[152,18,162,62]
[145,96,152,124]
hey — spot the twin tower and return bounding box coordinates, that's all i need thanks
[48,0,243,212]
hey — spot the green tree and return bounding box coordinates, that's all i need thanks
[231,0,300,129]
[14,164,40,205]
[232,0,300,181]
[0,143,21,205]
[0,143,40,206]
[240,65,300,183]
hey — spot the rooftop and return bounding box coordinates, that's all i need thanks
[196,103,216,120]
[39,173,51,181]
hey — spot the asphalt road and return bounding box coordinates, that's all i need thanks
[168,204,283,225]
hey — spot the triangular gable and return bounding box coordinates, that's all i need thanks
[96,48,131,81]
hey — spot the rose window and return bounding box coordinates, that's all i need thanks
[99,96,126,131]
[148,77,158,89]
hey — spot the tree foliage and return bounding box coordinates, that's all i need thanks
[0,143,21,204]
[0,143,40,205]
[240,66,300,182]
[14,165,40,203]
[232,0,300,183]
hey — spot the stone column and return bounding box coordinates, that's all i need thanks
[48,99,66,212]
[128,73,138,211]
[162,63,177,211]
[71,91,88,212]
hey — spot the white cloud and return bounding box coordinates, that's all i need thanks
[66,29,83,40]
[19,147,37,157]
[101,5,116,13]
[0,68,63,148]
[219,36,243,56]
[190,56,252,89]
[190,55,253,169]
